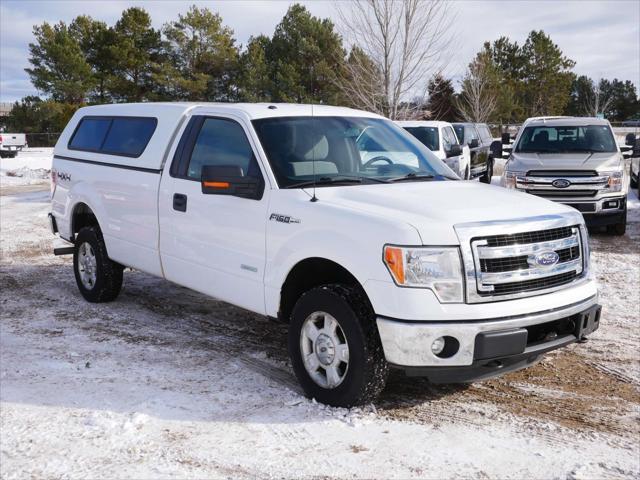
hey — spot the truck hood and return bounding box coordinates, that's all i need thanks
[509,151,622,172]
[309,181,577,245]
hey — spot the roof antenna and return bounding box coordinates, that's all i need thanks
[310,103,318,202]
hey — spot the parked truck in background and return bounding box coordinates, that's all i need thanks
[452,122,501,183]
[501,117,637,235]
[0,133,27,158]
[49,103,601,406]
[397,120,471,179]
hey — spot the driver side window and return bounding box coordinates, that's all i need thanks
[187,117,261,181]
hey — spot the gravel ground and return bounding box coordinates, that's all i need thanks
[1,150,639,479]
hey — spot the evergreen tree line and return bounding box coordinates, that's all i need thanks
[5,3,639,134]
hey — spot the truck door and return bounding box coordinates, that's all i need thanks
[159,115,270,314]
[467,125,485,176]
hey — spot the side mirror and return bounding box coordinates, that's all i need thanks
[447,144,462,157]
[501,132,511,145]
[201,165,263,200]
[469,138,479,149]
[625,133,636,146]
[490,140,502,159]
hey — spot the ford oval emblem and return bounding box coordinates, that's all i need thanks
[552,179,571,188]
[532,251,560,267]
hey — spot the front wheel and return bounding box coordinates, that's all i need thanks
[73,226,124,302]
[288,284,388,407]
[480,158,494,184]
[606,208,627,236]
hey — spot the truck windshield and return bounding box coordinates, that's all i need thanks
[515,125,617,153]
[403,127,439,151]
[453,125,465,144]
[252,116,454,188]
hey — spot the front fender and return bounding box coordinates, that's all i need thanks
[263,191,421,317]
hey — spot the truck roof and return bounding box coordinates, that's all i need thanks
[74,102,383,121]
[395,120,453,128]
[522,116,611,127]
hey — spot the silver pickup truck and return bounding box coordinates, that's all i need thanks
[501,117,638,235]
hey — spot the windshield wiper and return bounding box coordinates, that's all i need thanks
[287,175,394,189]
[389,172,436,182]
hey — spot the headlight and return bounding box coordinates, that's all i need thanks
[383,246,464,303]
[502,170,525,189]
[602,170,624,192]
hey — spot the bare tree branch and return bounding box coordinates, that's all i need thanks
[456,51,497,123]
[582,78,613,117]
[335,0,455,120]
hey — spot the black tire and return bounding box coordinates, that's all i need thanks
[288,284,388,407]
[606,208,627,236]
[73,226,123,302]
[480,158,494,184]
[630,165,638,189]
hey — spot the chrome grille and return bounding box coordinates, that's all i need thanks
[516,170,609,199]
[482,226,572,247]
[480,245,579,273]
[493,272,578,295]
[471,226,584,300]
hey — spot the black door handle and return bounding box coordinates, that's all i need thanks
[173,193,187,212]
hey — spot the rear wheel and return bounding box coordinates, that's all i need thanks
[73,226,123,302]
[480,158,494,184]
[288,284,388,407]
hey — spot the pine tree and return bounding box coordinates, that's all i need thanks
[427,75,456,120]
[267,4,346,104]
[162,5,240,101]
[70,16,117,103]
[25,21,95,103]
[521,30,575,116]
[108,8,164,102]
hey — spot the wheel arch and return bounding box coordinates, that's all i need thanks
[71,201,100,240]
[278,257,372,323]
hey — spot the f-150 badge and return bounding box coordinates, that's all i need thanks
[269,213,301,224]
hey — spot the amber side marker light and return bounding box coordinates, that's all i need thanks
[203,181,230,189]
[384,246,405,285]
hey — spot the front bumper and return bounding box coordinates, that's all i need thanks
[376,295,600,379]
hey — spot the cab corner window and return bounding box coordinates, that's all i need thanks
[187,118,261,183]
[102,117,157,157]
[68,118,111,151]
[68,116,156,157]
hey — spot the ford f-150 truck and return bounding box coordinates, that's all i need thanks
[501,117,637,235]
[396,121,471,179]
[49,103,601,407]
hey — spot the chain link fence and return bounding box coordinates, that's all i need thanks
[25,133,61,148]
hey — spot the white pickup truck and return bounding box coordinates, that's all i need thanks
[396,120,471,179]
[49,103,601,406]
[0,132,27,158]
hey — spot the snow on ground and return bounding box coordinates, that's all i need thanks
[0,148,52,187]
[0,161,639,479]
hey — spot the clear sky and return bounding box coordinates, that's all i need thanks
[1,0,639,103]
